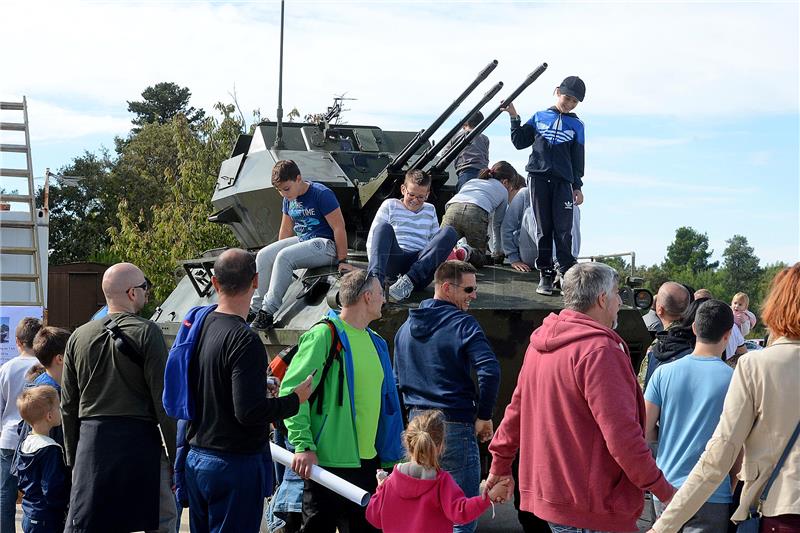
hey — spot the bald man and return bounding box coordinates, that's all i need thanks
[638,282,691,389]
[61,262,177,533]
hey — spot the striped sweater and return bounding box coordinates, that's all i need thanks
[366,199,440,255]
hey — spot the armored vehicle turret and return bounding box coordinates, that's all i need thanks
[152,61,654,441]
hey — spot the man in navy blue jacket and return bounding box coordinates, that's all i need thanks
[394,260,500,533]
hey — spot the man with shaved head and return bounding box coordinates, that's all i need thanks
[62,262,177,533]
[638,282,692,388]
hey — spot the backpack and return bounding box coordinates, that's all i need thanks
[270,318,345,415]
[162,304,217,420]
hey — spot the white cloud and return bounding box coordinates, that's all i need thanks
[1,0,797,144]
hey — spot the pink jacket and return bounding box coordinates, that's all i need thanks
[489,310,674,532]
[366,468,490,533]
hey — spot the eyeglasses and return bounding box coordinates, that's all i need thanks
[451,283,477,294]
[401,186,428,202]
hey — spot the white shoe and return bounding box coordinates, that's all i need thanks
[388,274,415,302]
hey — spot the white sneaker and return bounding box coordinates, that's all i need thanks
[388,274,415,302]
[459,243,473,262]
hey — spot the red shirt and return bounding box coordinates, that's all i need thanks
[489,310,674,532]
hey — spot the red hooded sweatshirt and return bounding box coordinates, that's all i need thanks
[489,310,674,532]
[366,466,491,533]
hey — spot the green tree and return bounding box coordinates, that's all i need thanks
[38,151,116,264]
[110,104,241,302]
[721,235,762,298]
[127,82,205,131]
[664,226,719,274]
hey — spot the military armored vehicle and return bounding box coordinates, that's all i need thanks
[152,60,654,436]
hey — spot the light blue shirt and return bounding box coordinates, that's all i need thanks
[644,354,734,503]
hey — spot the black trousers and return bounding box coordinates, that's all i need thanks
[300,457,380,533]
[529,176,576,274]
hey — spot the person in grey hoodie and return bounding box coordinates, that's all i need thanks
[501,186,582,272]
[394,260,500,533]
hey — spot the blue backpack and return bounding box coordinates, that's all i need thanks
[163,304,217,420]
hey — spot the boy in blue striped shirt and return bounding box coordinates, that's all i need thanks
[502,76,586,295]
[367,170,459,302]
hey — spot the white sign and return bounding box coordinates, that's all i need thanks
[0,306,44,365]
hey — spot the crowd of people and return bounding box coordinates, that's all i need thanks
[0,71,797,533]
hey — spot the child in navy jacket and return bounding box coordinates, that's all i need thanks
[14,385,69,533]
[502,76,586,296]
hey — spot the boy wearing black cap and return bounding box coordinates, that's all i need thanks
[502,76,586,295]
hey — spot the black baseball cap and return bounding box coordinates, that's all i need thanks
[559,76,586,102]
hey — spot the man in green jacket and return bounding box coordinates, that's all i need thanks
[279,269,404,533]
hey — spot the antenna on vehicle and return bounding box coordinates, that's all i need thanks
[272,0,286,150]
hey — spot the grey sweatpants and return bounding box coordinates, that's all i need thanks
[251,236,337,314]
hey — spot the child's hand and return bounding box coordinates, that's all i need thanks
[486,477,512,503]
[376,469,388,486]
[500,100,518,118]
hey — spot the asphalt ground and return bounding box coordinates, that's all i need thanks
[16,495,655,532]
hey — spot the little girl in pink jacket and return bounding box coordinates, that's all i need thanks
[366,410,508,533]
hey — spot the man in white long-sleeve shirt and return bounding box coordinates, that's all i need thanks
[0,317,42,533]
[367,170,459,302]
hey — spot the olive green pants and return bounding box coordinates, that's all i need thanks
[441,202,489,268]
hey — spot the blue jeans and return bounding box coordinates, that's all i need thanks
[368,222,458,287]
[548,523,614,533]
[22,514,64,533]
[456,167,482,191]
[185,447,272,533]
[0,448,17,533]
[410,411,480,533]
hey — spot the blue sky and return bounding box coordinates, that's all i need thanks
[2,0,798,267]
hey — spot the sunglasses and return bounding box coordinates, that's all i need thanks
[451,283,477,294]
[356,272,377,296]
[127,279,150,295]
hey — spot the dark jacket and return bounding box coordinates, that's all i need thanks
[394,299,500,423]
[643,325,695,391]
[511,107,585,188]
[14,434,69,522]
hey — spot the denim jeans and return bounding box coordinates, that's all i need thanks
[368,223,458,287]
[548,523,614,533]
[410,410,480,533]
[0,448,17,533]
[21,514,64,533]
[251,236,337,314]
[653,496,731,533]
[185,447,272,533]
[456,167,482,191]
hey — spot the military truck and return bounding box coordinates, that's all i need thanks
[151,60,654,437]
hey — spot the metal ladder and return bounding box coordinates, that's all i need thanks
[0,97,45,309]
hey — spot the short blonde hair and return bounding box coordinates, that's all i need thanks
[17,385,59,426]
[732,292,750,308]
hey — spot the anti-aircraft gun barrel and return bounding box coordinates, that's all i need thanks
[431,62,548,174]
[407,80,504,172]
[387,59,498,173]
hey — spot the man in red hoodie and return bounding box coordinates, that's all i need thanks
[488,262,675,533]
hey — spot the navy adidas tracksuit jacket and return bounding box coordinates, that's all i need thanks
[511,106,585,187]
[510,107,585,272]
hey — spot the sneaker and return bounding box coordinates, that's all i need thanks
[388,274,415,302]
[246,310,257,323]
[554,271,563,291]
[447,247,468,261]
[250,310,275,331]
[536,270,556,296]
